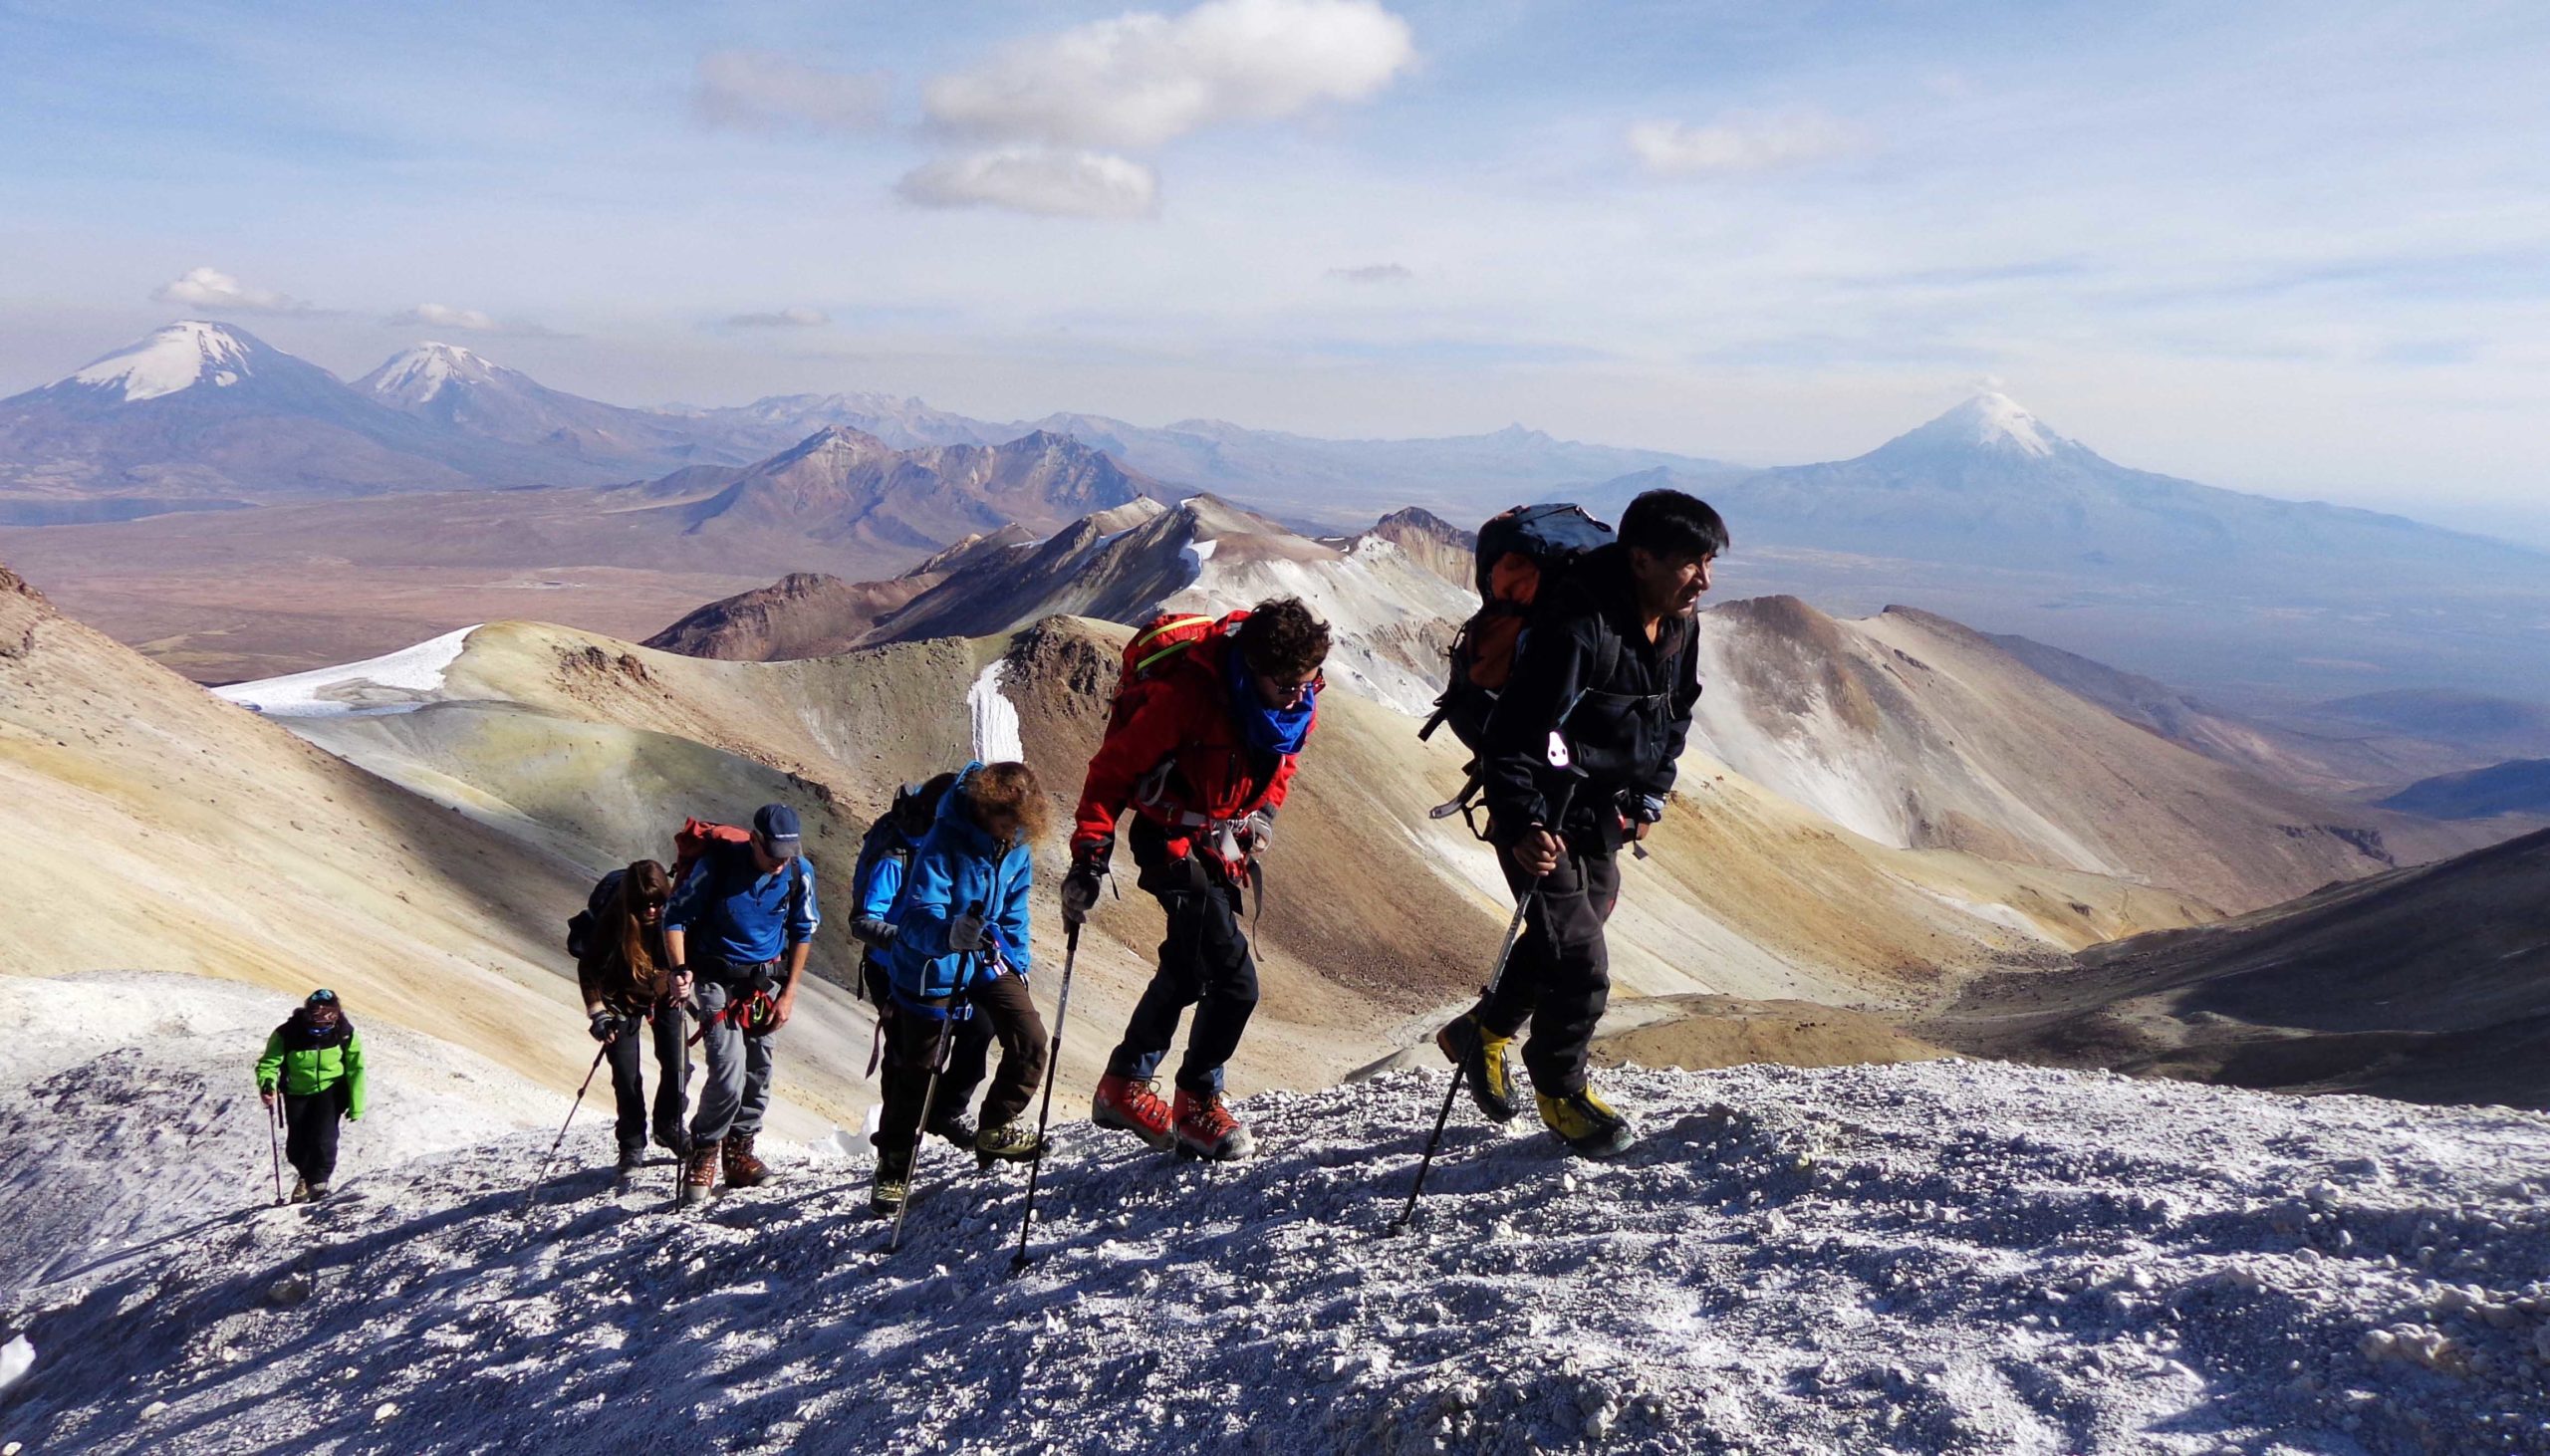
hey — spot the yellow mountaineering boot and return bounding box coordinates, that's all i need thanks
[1435,1013,1522,1123]
[1536,1083,1635,1158]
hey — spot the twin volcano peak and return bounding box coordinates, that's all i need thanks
[65,320,264,402]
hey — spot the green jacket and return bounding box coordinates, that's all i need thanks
[255,1016,368,1118]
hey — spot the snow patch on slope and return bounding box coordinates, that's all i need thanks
[967,658,1024,764]
[66,321,253,402]
[11,1061,2550,1452]
[216,626,479,717]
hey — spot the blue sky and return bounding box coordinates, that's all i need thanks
[3,0,2545,539]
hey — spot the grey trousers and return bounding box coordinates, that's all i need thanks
[689,972,778,1145]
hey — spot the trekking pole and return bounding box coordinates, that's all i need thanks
[266,1095,285,1205]
[518,1037,614,1224]
[1392,775,1577,1234]
[1009,922,1080,1275]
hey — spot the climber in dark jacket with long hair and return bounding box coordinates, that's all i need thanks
[576,858,690,1172]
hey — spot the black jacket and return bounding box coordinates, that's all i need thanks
[1478,543,1701,849]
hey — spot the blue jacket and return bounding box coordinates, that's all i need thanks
[665,841,820,967]
[887,763,1034,1006]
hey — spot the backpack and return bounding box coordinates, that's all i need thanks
[1420,504,1618,751]
[1108,610,1247,727]
[1119,611,1244,688]
[565,818,752,961]
[563,868,626,961]
[673,818,753,886]
[849,779,957,1005]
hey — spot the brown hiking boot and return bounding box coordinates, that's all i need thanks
[722,1132,772,1189]
[679,1141,720,1206]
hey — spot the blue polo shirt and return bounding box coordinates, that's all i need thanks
[666,842,820,967]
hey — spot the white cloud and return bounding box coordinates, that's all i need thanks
[693,51,891,133]
[1330,262,1412,283]
[726,307,833,328]
[385,304,563,337]
[897,149,1161,219]
[922,0,1414,149]
[1628,111,1858,176]
[152,266,319,314]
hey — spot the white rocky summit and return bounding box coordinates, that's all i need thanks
[359,342,509,405]
[64,320,257,402]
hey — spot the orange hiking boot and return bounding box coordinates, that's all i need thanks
[1171,1088,1255,1162]
[1092,1073,1175,1150]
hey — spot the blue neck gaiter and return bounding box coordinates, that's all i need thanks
[1226,644,1316,756]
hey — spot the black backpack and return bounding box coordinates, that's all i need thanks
[564,868,626,962]
[1420,503,1619,752]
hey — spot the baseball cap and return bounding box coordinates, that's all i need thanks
[753,803,802,858]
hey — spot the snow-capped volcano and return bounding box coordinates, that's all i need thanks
[62,320,262,402]
[357,341,512,406]
[354,342,721,471]
[1892,390,2068,458]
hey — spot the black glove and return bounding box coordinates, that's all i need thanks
[1629,793,1666,825]
[852,914,899,950]
[1060,861,1105,925]
[588,1010,618,1043]
[946,905,988,953]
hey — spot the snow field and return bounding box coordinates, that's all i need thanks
[6,1060,2550,1453]
[967,659,1025,765]
[213,625,480,718]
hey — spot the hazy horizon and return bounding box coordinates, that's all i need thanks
[8,1,2547,544]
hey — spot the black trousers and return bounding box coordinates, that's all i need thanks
[1108,850,1260,1096]
[875,974,1048,1162]
[1471,840,1622,1096]
[283,1086,348,1185]
[606,1003,690,1154]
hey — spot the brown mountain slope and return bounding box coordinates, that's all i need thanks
[1924,828,2550,1107]
[1690,600,2502,912]
[254,614,2217,1099]
[641,572,936,662]
[0,429,1160,684]
[0,562,882,1138]
[1348,506,1474,588]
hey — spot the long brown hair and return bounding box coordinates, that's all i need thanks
[593,859,673,996]
[967,762,1050,853]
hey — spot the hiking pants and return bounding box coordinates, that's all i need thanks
[689,968,778,1146]
[283,1085,348,1186]
[607,1002,690,1155]
[1111,858,1259,1096]
[1472,840,1622,1096]
[876,975,1049,1156]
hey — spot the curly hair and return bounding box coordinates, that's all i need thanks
[1235,597,1332,681]
[967,761,1052,850]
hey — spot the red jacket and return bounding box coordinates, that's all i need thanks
[1072,630,1309,874]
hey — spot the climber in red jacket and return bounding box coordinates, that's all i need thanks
[1061,597,1332,1161]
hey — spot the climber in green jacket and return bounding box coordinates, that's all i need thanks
[255,989,368,1202]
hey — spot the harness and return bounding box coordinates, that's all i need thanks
[1131,758,1269,924]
